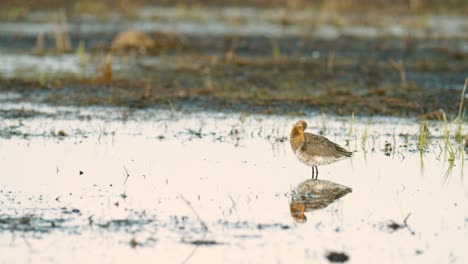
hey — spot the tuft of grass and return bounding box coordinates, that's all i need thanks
[441,111,454,153]
[418,122,430,174]
[271,38,281,61]
[129,238,138,248]
[361,120,369,151]
[33,33,45,55]
[383,142,392,156]
[75,40,89,70]
[327,50,336,74]
[454,79,467,143]
[345,112,354,146]
[419,148,425,174]
[389,59,407,88]
[53,9,72,53]
[320,112,327,135]
[94,54,113,84]
[167,99,176,117]
[418,122,429,152]
[441,110,456,182]
[461,148,465,180]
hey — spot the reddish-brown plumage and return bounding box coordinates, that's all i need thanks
[290,120,352,179]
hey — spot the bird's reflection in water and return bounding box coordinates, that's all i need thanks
[289,179,352,223]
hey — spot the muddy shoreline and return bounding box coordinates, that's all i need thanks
[0,5,466,118]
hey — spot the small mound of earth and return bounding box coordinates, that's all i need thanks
[111,29,154,52]
[326,251,349,263]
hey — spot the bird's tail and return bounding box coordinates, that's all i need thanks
[336,145,353,157]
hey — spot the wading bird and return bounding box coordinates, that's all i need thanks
[290,120,352,179]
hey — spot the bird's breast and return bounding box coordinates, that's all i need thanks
[290,135,304,153]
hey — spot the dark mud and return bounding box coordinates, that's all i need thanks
[0,1,467,118]
[326,251,350,263]
[1,34,467,117]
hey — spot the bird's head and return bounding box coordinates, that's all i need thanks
[291,120,307,143]
[293,120,307,132]
[290,202,307,223]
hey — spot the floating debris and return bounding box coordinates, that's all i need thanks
[183,239,220,246]
[326,251,349,263]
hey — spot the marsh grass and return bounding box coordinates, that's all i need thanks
[434,80,467,182]
[418,122,430,174]
[437,79,468,182]
[327,51,336,74]
[94,54,113,84]
[418,122,429,152]
[33,33,45,55]
[75,41,89,69]
[345,112,354,146]
[361,120,369,152]
[53,9,71,53]
[419,149,425,174]
[441,111,456,183]
[460,148,465,180]
[167,99,176,117]
[320,112,327,135]
[271,38,281,61]
[389,59,407,88]
[454,79,467,143]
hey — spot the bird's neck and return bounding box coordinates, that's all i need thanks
[290,128,304,151]
[290,202,306,221]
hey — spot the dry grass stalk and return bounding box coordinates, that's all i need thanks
[94,54,113,84]
[33,33,45,55]
[389,59,407,88]
[53,9,71,53]
[223,36,239,62]
[327,50,336,74]
[455,78,468,122]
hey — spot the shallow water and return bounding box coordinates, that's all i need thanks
[0,6,466,38]
[0,52,171,79]
[0,103,467,263]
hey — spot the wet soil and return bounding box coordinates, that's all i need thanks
[1,34,467,117]
[0,2,466,118]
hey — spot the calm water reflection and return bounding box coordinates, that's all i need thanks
[289,179,352,223]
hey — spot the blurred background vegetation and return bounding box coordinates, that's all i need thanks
[0,0,467,20]
[0,0,466,116]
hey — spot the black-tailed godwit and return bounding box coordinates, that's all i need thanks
[290,120,352,179]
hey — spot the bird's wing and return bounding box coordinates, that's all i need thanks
[301,133,351,158]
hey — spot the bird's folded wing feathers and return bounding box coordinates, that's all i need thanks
[302,133,351,158]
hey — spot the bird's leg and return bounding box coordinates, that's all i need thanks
[311,165,318,180]
[313,166,317,179]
